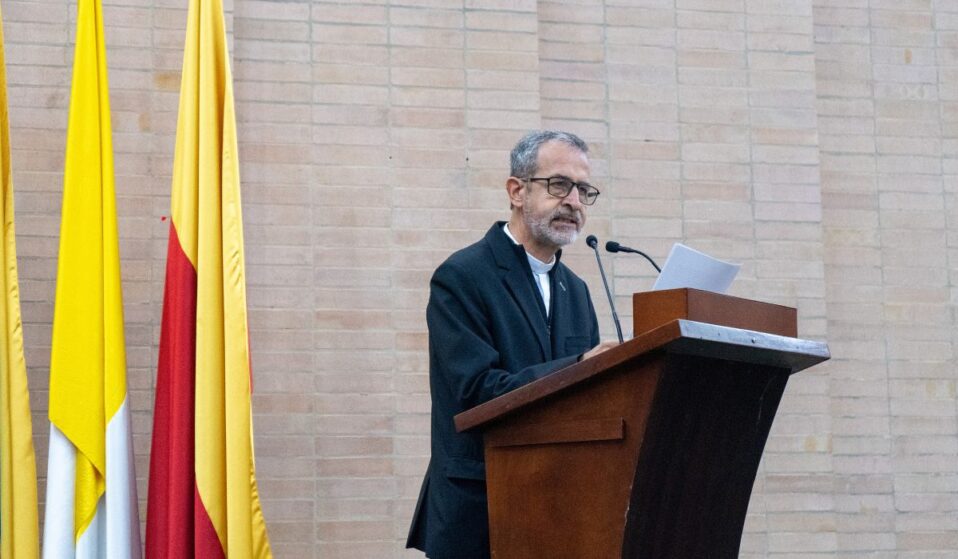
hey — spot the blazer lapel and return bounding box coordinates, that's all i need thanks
[485,223,551,360]
[503,268,551,360]
[549,265,568,343]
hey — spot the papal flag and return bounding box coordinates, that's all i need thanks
[143,0,272,553]
[0,5,40,559]
[42,0,141,557]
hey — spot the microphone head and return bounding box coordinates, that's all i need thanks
[605,241,621,252]
[586,235,598,248]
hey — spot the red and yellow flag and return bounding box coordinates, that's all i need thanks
[144,0,271,554]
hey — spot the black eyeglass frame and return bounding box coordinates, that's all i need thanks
[523,176,601,206]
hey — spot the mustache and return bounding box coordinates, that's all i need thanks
[552,208,583,225]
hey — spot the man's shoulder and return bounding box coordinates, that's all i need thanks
[437,237,487,274]
[435,225,504,276]
[446,236,491,265]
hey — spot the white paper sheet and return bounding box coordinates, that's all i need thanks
[651,243,740,294]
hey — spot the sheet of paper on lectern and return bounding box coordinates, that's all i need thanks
[651,243,740,294]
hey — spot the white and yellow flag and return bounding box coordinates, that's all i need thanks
[43,0,141,557]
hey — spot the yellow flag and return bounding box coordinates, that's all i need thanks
[0,5,40,558]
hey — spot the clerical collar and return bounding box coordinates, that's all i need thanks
[502,223,556,272]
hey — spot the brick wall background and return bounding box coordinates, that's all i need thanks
[4,0,957,556]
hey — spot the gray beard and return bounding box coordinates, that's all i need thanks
[523,206,580,249]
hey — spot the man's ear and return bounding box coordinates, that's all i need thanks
[506,177,525,208]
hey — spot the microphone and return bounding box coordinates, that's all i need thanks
[605,241,661,273]
[586,235,624,343]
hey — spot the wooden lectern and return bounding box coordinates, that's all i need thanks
[455,289,829,559]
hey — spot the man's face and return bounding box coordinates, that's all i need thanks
[519,141,591,251]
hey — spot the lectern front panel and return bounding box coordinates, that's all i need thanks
[483,357,662,559]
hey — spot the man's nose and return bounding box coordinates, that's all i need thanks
[563,186,583,209]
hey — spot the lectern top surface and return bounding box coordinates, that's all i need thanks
[454,319,829,433]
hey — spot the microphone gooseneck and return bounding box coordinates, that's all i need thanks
[586,235,624,343]
[605,240,662,273]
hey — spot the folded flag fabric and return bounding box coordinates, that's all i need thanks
[144,0,272,554]
[42,0,141,557]
[0,4,39,557]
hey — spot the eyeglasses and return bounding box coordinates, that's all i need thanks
[524,177,600,206]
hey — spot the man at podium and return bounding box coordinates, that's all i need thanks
[406,130,618,558]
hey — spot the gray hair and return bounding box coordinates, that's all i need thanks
[509,130,589,178]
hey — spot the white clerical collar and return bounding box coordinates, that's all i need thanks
[503,222,555,317]
[502,223,556,271]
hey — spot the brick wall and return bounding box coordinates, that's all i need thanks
[4,0,956,556]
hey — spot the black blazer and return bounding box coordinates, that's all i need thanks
[407,222,600,559]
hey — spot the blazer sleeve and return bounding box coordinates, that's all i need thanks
[427,261,580,411]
